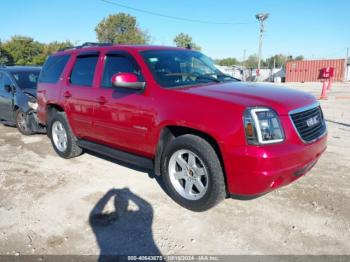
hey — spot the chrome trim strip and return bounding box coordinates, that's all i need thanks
[288,102,327,144]
[289,101,320,115]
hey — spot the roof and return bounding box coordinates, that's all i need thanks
[0,66,41,73]
[56,43,190,55]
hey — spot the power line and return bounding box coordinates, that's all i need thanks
[100,0,254,25]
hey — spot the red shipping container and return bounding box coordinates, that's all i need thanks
[286,59,345,82]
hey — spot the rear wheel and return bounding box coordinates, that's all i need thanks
[48,111,83,158]
[15,109,33,135]
[161,134,226,212]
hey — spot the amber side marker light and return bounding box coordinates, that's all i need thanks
[246,123,254,137]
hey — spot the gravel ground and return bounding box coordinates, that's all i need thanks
[0,82,349,257]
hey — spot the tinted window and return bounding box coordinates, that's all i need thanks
[101,55,143,88]
[70,55,98,87]
[12,71,40,89]
[39,55,70,83]
[0,73,13,92]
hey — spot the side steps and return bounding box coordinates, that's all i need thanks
[77,139,154,170]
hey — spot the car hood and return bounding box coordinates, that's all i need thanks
[178,82,316,115]
[22,89,37,98]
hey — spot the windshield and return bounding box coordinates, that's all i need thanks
[141,50,238,88]
[11,71,40,89]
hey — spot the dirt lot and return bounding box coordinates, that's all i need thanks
[0,82,349,256]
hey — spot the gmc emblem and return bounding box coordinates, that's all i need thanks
[306,115,320,127]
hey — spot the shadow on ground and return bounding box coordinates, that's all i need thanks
[89,188,161,260]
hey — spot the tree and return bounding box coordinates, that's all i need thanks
[2,36,43,65]
[294,55,304,61]
[33,41,74,65]
[215,57,239,66]
[244,54,259,68]
[95,13,150,44]
[0,40,14,65]
[173,33,201,50]
[265,54,288,68]
[265,54,304,68]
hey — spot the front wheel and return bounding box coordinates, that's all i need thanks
[15,109,33,135]
[48,111,83,159]
[161,134,226,212]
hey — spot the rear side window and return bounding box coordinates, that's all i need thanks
[70,55,98,87]
[101,55,143,88]
[39,55,70,83]
[12,71,40,89]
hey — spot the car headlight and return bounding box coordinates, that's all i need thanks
[243,107,284,145]
[24,93,38,111]
[28,101,38,111]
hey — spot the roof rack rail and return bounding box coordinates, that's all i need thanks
[58,42,113,52]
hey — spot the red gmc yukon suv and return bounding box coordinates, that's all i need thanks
[37,43,327,211]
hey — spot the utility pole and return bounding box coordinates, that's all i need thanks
[243,49,246,62]
[346,47,349,81]
[255,13,269,81]
[241,49,247,81]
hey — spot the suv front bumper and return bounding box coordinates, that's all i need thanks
[223,134,327,197]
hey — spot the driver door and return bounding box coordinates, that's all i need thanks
[0,73,14,121]
[93,51,155,156]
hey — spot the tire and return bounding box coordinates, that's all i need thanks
[15,109,33,135]
[161,134,226,212]
[48,110,83,159]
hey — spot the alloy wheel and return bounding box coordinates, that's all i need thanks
[168,149,209,200]
[52,121,68,152]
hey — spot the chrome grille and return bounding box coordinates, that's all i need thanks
[290,104,326,143]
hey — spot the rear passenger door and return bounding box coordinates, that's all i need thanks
[0,73,14,121]
[63,52,99,139]
[93,51,155,156]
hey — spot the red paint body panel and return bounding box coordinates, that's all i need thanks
[37,45,327,196]
[286,59,345,82]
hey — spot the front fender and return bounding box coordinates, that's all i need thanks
[14,90,32,113]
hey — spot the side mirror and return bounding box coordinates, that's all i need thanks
[4,84,13,93]
[111,73,145,90]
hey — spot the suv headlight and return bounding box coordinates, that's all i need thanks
[243,107,284,145]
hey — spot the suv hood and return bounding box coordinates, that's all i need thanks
[179,82,316,115]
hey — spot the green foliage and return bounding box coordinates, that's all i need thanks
[0,37,74,66]
[215,57,239,66]
[2,36,44,65]
[265,54,304,68]
[0,40,14,65]
[265,54,288,68]
[33,41,74,65]
[173,33,201,51]
[243,54,259,68]
[95,13,150,44]
[294,55,304,61]
[239,54,304,69]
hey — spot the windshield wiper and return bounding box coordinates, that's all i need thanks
[216,73,240,81]
[164,73,221,83]
[195,74,221,83]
